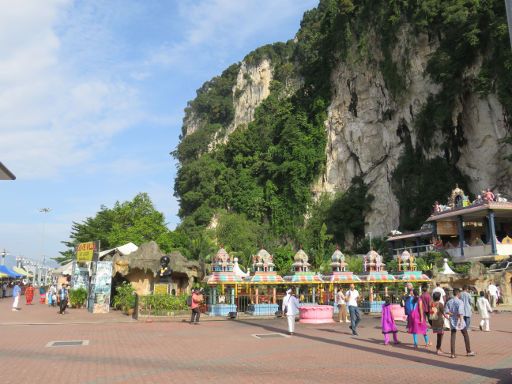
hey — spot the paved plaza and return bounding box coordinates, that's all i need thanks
[1,299,511,384]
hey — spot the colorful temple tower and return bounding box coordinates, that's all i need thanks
[246,248,283,315]
[204,248,242,316]
[284,248,323,303]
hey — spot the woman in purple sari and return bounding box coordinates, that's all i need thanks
[407,289,430,348]
[381,297,399,345]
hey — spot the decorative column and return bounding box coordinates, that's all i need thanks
[488,210,497,255]
[212,287,217,305]
[369,286,374,303]
[230,287,235,305]
[415,239,421,258]
[255,287,259,304]
[432,221,438,238]
[312,287,316,304]
[384,286,388,297]
[457,216,465,257]
[208,287,213,305]
[272,287,276,304]
[295,286,300,296]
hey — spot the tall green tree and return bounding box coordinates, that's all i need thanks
[57,193,175,265]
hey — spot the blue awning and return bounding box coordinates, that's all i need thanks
[0,265,22,278]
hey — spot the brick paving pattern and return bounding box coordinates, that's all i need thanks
[1,298,511,383]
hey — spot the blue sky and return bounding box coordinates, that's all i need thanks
[0,0,318,266]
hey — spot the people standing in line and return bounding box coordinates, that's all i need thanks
[346,283,361,336]
[460,285,473,330]
[487,282,498,308]
[407,289,430,348]
[336,288,348,323]
[284,291,300,335]
[58,283,69,315]
[420,284,432,326]
[445,288,475,358]
[476,291,492,332]
[381,297,399,345]
[12,282,21,311]
[430,292,448,355]
[25,283,34,305]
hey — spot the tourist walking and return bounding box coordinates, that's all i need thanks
[346,284,361,336]
[12,282,21,311]
[39,285,46,304]
[57,283,69,315]
[430,292,447,355]
[445,288,475,358]
[407,289,430,348]
[420,284,432,325]
[487,282,498,308]
[433,283,449,329]
[25,283,34,305]
[284,291,300,335]
[460,285,473,330]
[476,291,492,332]
[189,288,203,324]
[2,281,6,298]
[336,288,348,323]
[49,284,57,307]
[381,297,399,345]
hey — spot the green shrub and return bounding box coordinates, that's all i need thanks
[139,294,188,314]
[113,282,135,311]
[69,288,88,308]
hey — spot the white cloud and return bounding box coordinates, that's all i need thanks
[148,0,318,68]
[0,0,141,179]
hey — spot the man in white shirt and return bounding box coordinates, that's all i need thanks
[487,283,498,308]
[283,290,300,335]
[345,284,360,336]
[432,283,446,304]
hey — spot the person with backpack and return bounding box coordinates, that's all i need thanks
[189,288,203,324]
[430,291,448,355]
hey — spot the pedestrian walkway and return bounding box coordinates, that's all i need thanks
[1,299,511,383]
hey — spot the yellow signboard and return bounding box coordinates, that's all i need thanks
[76,241,98,263]
[154,283,169,295]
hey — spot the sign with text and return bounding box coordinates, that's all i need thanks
[154,283,169,295]
[437,221,457,236]
[75,241,99,263]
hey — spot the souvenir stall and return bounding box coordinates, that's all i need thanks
[204,248,243,316]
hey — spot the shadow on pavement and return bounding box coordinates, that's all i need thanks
[234,318,510,383]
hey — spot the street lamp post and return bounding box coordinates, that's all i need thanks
[39,208,51,286]
[1,249,7,266]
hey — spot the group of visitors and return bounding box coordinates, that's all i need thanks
[6,281,70,315]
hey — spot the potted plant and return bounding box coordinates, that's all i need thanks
[69,288,88,308]
[113,282,136,315]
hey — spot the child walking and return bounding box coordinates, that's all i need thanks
[430,291,447,354]
[476,291,492,331]
[381,297,399,345]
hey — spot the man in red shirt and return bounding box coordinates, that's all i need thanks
[190,289,203,324]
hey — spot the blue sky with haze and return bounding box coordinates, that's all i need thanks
[0,0,318,266]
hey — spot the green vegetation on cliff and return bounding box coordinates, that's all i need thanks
[172,0,512,263]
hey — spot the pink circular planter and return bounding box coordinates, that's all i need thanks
[390,304,407,322]
[299,305,335,324]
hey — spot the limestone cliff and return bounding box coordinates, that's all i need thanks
[175,1,512,244]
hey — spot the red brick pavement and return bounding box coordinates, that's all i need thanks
[1,298,511,384]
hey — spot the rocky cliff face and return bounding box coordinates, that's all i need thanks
[189,32,510,238]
